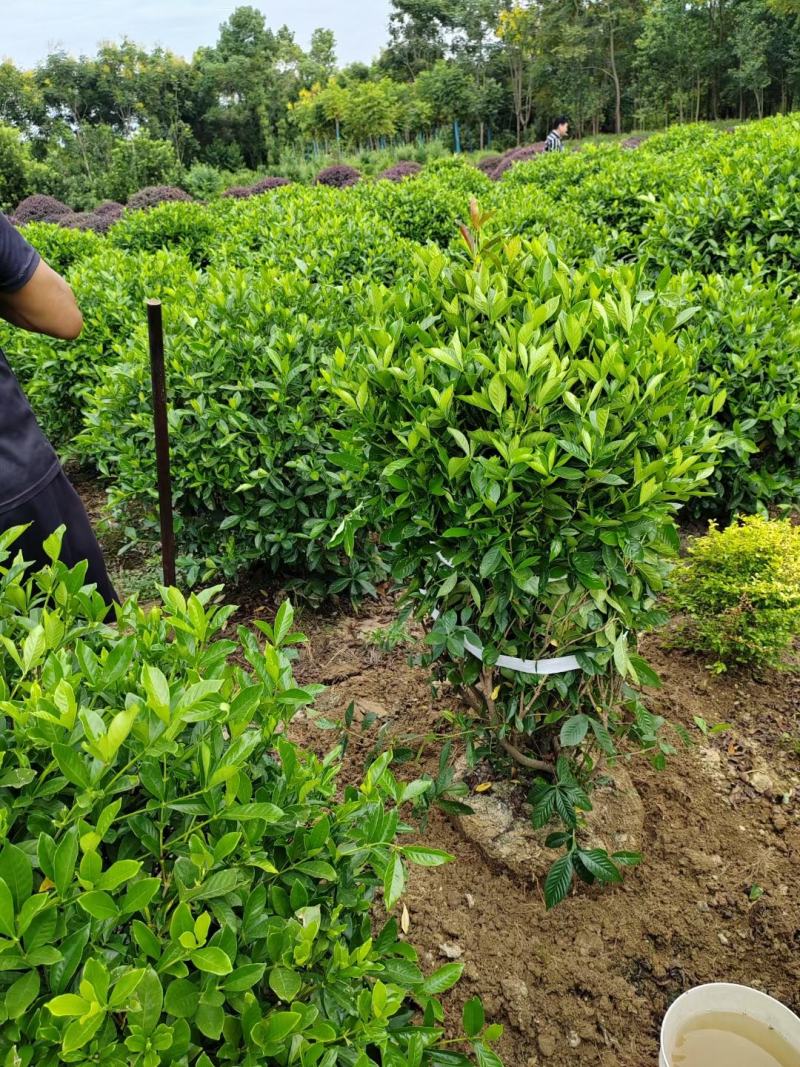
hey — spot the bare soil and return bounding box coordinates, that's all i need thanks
[88,485,800,1067]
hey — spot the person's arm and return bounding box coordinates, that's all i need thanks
[0,259,83,340]
[0,214,83,340]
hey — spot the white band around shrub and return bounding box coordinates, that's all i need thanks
[425,551,583,677]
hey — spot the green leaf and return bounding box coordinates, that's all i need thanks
[613,633,629,676]
[488,375,506,414]
[54,828,79,897]
[6,969,40,1019]
[259,1011,302,1044]
[577,849,623,884]
[296,860,338,881]
[50,924,90,994]
[223,963,267,993]
[0,845,32,909]
[129,968,163,1033]
[269,966,302,1002]
[48,993,91,1017]
[421,962,464,995]
[0,878,15,937]
[191,947,233,975]
[479,546,502,579]
[220,802,284,822]
[611,851,642,867]
[109,968,146,1008]
[401,846,453,867]
[383,853,405,911]
[559,714,589,747]
[475,1044,504,1067]
[165,978,199,1018]
[62,1012,105,1054]
[544,854,574,910]
[120,877,161,914]
[52,744,91,789]
[462,996,485,1038]
[77,891,119,921]
[96,859,142,891]
[142,663,171,723]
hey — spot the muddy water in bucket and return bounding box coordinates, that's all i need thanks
[671,1011,800,1066]
[660,984,800,1067]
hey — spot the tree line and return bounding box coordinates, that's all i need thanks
[1,0,799,207]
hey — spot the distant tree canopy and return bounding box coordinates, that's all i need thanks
[0,1,798,207]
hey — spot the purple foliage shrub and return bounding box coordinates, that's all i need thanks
[94,200,125,219]
[475,154,502,175]
[315,164,361,188]
[127,186,192,211]
[14,195,71,224]
[377,161,422,182]
[250,176,291,193]
[489,142,547,180]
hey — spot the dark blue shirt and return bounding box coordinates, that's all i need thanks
[0,214,59,512]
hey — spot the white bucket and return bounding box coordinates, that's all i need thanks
[659,983,800,1067]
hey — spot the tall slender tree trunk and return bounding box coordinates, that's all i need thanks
[608,24,622,134]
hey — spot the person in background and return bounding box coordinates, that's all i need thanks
[545,116,569,152]
[0,212,118,608]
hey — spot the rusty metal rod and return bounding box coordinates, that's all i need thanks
[147,299,176,587]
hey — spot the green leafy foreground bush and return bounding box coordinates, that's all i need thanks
[682,268,800,516]
[80,265,379,598]
[670,515,800,671]
[0,526,501,1066]
[327,208,721,905]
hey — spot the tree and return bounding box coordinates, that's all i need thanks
[417,60,479,148]
[731,0,774,116]
[382,0,454,78]
[636,0,713,124]
[497,3,539,143]
[342,79,400,147]
[301,28,338,87]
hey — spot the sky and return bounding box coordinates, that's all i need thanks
[2,1,393,69]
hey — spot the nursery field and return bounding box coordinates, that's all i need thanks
[1,113,799,1066]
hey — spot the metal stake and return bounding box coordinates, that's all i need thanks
[147,299,176,587]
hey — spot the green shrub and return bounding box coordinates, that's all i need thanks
[642,116,800,275]
[15,221,103,274]
[5,248,197,449]
[0,526,501,1067]
[682,269,800,516]
[209,187,412,284]
[184,163,226,200]
[326,211,721,905]
[79,266,379,597]
[670,515,800,670]
[108,201,217,267]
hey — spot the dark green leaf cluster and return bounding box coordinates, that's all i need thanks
[0,527,501,1066]
[78,263,381,597]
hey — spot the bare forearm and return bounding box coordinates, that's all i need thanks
[0,261,83,340]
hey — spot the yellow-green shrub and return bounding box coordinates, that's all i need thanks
[671,516,800,670]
